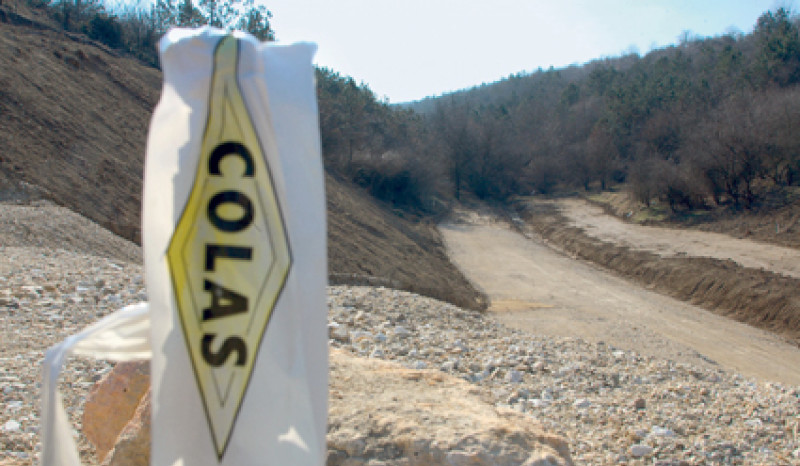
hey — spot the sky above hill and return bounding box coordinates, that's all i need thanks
[265,0,788,103]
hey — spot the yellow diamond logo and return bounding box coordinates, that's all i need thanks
[166,36,291,459]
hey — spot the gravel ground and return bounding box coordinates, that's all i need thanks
[0,246,144,465]
[1,248,799,465]
[328,286,800,465]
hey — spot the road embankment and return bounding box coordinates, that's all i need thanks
[512,198,800,345]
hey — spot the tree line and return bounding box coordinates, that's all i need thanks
[415,8,800,212]
[320,7,800,214]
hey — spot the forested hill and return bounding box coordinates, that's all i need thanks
[405,8,800,211]
[318,7,800,216]
[416,9,800,209]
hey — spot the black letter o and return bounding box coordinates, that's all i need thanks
[207,191,253,232]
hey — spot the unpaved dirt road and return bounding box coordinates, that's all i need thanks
[439,206,800,385]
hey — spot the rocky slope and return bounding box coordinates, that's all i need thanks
[329,287,800,465]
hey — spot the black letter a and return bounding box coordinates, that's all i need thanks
[202,279,248,321]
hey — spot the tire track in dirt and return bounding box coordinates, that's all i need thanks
[439,209,800,385]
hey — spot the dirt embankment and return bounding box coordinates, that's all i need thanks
[511,198,800,345]
[326,175,486,310]
[0,4,159,243]
[588,189,800,249]
[561,198,800,280]
[0,4,485,311]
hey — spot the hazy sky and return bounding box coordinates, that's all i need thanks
[265,1,788,103]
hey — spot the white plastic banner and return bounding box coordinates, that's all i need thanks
[41,27,328,465]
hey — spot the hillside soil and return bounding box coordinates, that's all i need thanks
[326,175,485,310]
[0,1,160,243]
[439,204,800,385]
[0,3,484,310]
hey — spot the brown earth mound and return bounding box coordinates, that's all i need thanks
[327,175,485,309]
[513,199,800,345]
[0,3,484,309]
[0,2,159,243]
[587,189,800,249]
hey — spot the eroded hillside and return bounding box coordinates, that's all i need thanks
[0,2,484,309]
[0,2,158,242]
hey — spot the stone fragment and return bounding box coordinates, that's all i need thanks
[82,360,150,463]
[572,399,591,409]
[744,418,763,428]
[651,426,675,437]
[330,323,350,343]
[633,397,646,410]
[530,399,550,408]
[505,370,524,384]
[351,330,373,342]
[441,360,457,372]
[522,456,566,466]
[2,420,21,432]
[629,444,653,457]
[445,451,482,465]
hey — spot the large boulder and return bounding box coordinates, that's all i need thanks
[85,350,572,465]
[326,349,572,465]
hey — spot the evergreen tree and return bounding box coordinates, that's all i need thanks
[754,8,800,86]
